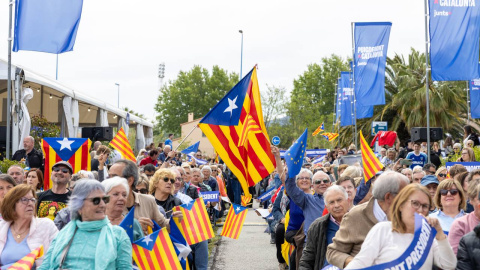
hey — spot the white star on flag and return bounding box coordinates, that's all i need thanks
[57,138,74,151]
[236,207,241,212]
[223,96,238,116]
[142,234,153,245]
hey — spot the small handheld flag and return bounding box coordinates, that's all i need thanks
[109,128,136,162]
[119,206,135,243]
[312,123,325,136]
[221,204,248,239]
[285,128,308,178]
[320,133,339,142]
[181,141,200,155]
[172,198,214,245]
[241,194,252,207]
[169,218,192,270]
[8,245,44,269]
[360,131,384,182]
[132,228,182,270]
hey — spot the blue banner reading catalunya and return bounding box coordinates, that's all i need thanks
[200,191,219,203]
[354,22,391,107]
[280,149,327,158]
[470,79,480,119]
[322,213,436,270]
[429,0,480,81]
[446,162,480,172]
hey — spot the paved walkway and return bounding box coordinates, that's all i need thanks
[210,201,278,270]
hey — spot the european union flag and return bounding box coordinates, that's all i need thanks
[13,0,84,54]
[119,206,135,243]
[285,128,308,178]
[181,141,200,155]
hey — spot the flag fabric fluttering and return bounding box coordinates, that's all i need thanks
[284,129,308,178]
[42,138,91,190]
[360,131,384,182]
[13,0,84,54]
[180,141,200,155]
[221,204,248,239]
[169,218,192,270]
[187,154,208,165]
[119,206,135,243]
[198,67,276,197]
[172,198,214,245]
[240,194,252,207]
[109,128,136,162]
[8,245,44,270]
[132,227,182,270]
[320,133,339,142]
[312,123,325,136]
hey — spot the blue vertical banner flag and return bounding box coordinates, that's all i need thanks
[471,79,480,118]
[340,72,354,127]
[335,78,342,123]
[13,0,84,54]
[429,0,480,81]
[347,71,374,120]
[354,22,392,106]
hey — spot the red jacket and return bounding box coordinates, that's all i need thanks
[139,156,158,166]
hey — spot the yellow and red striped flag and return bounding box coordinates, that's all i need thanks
[221,204,248,239]
[109,127,136,162]
[320,132,339,142]
[312,122,325,136]
[360,131,384,182]
[172,198,214,245]
[8,245,43,270]
[241,194,252,207]
[198,66,276,197]
[41,138,91,190]
[132,227,182,270]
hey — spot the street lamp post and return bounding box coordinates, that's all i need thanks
[239,30,243,79]
[115,83,120,107]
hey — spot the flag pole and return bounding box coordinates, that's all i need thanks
[174,125,198,151]
[351,22,358,149]
[6,0,13,158]
[467,81,470,123]
[424,0,431,163]
[332,80,338,133]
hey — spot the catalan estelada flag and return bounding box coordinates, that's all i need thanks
[241,194,252,207]
[360,131,383,182]
[172,198,214,245]
[42,138,91,190]
[198,66,276,197]
[221,204,248,239]
[133,227,182,270]
[109,127,136,162]
[8,245,43,270]
[312,122,324,136]
[320,132,339,142]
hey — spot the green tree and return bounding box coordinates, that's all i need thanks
[154,66,238,136]
[261,85,287,130]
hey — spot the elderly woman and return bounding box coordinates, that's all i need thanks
[102,177,143,241]
[0,175,16,220]
[0,184,58,268]
[26,168,43,191]
[134,174,150,194]
[436,166,448,182]
[39,179,131,270]
[429,179,466,234]
[346,184,456,269]
[150,169,183,219]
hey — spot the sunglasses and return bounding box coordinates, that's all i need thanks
[314,179,330,185]
[53,167,70,174]
[84,196,110,205]
[163,177,175,184]
[438,173,447,178]
[439,189,459,196]
[134,188,148,194]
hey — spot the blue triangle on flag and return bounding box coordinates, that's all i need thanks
[180,199,196,211]
[231,203,247,215]
[44,138,88,161]
[134,228,160,251]
[119,206,135,243]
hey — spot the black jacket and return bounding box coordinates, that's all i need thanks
[299,214,331,270]
[154,194,182,218]
[12,148,43,169]
[185,185,201,200]
[457,223,480,269]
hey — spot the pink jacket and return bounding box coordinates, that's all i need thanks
[448,211,480,254]
[0,217,58,266]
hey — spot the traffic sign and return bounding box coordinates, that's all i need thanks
[372,121,388,136]
[272,136,281,146]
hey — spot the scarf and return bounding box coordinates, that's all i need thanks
[45,217,117,270]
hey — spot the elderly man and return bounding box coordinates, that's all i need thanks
[158,145,172,163]
[202,165,218,191]
[12,136,43,169]
[401,168,413,182]
[7,165,25,185]
[37,161,73,220]
[326,171,409,269]
[109,159,169,234]
[412,166,426,184]
[300,185,350,269]
[171,167,193,204]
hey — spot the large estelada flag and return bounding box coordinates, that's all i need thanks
[172,198,214,245]
[360,131,383,182]
[221,204,248,240]
[109,127,136,162]
[199,66,276,196]
[8,245,43,270]
[132,227,182,270]
[42,138,91,190]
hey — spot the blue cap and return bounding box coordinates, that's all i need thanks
[421,175,439,187]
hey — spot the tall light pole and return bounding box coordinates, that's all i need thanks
[239,30,243,79]
[158,63,165,89]
[115,83,120,107]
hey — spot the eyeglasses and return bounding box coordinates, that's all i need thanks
[19,197,37,205]
[438,173,447,178]
[53,167,70,174]
[163,177,175,184]
[439,189,459,196]
[297,177,311,181]
[84,196,110,205]
[410,200,432,212]
[175,177,182,182]
[314,179,330,185]
[145,173,154,177]
[134,188,148,194]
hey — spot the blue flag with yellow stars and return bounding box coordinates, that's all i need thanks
[119,206,135,243]
[285,128,308,178]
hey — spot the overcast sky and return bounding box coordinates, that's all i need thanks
[0,0,425,122]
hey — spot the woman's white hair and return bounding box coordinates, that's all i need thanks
[101,176,129,195]
[68,179,105,220]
